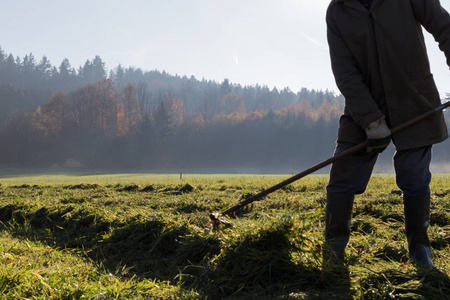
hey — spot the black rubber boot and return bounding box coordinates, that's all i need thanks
[404,194,434,267]
[324,193,354,263]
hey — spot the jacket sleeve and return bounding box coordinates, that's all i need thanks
[326,3,384,129]
[411,0,450,67]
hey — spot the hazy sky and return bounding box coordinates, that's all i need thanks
[1,0,450,96]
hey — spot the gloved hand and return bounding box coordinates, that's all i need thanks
[365,117,391,153]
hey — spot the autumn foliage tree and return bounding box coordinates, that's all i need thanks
[70,79,119,139]
[168,97,185,129]
[33,92,74,139]
[119,83,142,136]
[32,80,141,142]
[220,92,246,115]
[29,78,349,168]
[95,79,120,139]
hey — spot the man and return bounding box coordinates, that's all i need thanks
[325,0,450,267]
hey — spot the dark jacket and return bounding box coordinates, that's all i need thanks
[327,0,449,150]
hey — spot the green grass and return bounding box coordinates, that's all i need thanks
[0,168,298,184]
[0,174,449,299]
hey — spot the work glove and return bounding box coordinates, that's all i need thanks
[365,117,391,153]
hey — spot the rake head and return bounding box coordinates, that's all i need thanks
[209,212,233,229]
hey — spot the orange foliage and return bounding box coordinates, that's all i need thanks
[71,79,120,138]
[212,112,249,125]
[220,92,246,115]
[95,79,120,138]
[159,92,185,129]
[169,97,185,128]
[313,99,341,122]
[120,83,142,136]
[33,92,74,138]
[192,113,205,130]
[36,79,129,140]
[280,99,342,122]
[207,97,342,129]
[34,80,344,144]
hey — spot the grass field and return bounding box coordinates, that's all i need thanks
[0,168,296,184]
[0,171,449,299]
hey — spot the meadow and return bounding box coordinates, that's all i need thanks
[0,171,449,299]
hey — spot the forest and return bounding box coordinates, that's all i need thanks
[0,46,449,172]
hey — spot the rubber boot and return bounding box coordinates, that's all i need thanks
[404,194,434,267]
[324,193,354,263]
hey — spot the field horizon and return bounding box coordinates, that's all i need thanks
[0,165,449,185]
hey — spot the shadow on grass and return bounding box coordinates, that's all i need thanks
[357,266,450,299]
[416,266,450,298]
[0,203,353,299]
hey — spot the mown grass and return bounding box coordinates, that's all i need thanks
[0,175,449,299]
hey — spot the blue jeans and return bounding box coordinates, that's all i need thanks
[326,142,432,196]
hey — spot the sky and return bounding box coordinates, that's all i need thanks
[1,0,450,96]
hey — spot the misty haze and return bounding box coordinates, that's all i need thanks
[0,47,449,174]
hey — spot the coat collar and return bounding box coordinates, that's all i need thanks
[334,0,382,12]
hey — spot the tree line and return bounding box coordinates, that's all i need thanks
[0,46,449,172]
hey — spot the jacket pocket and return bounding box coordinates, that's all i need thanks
[337,114,366,144]
[410,74,441,107]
